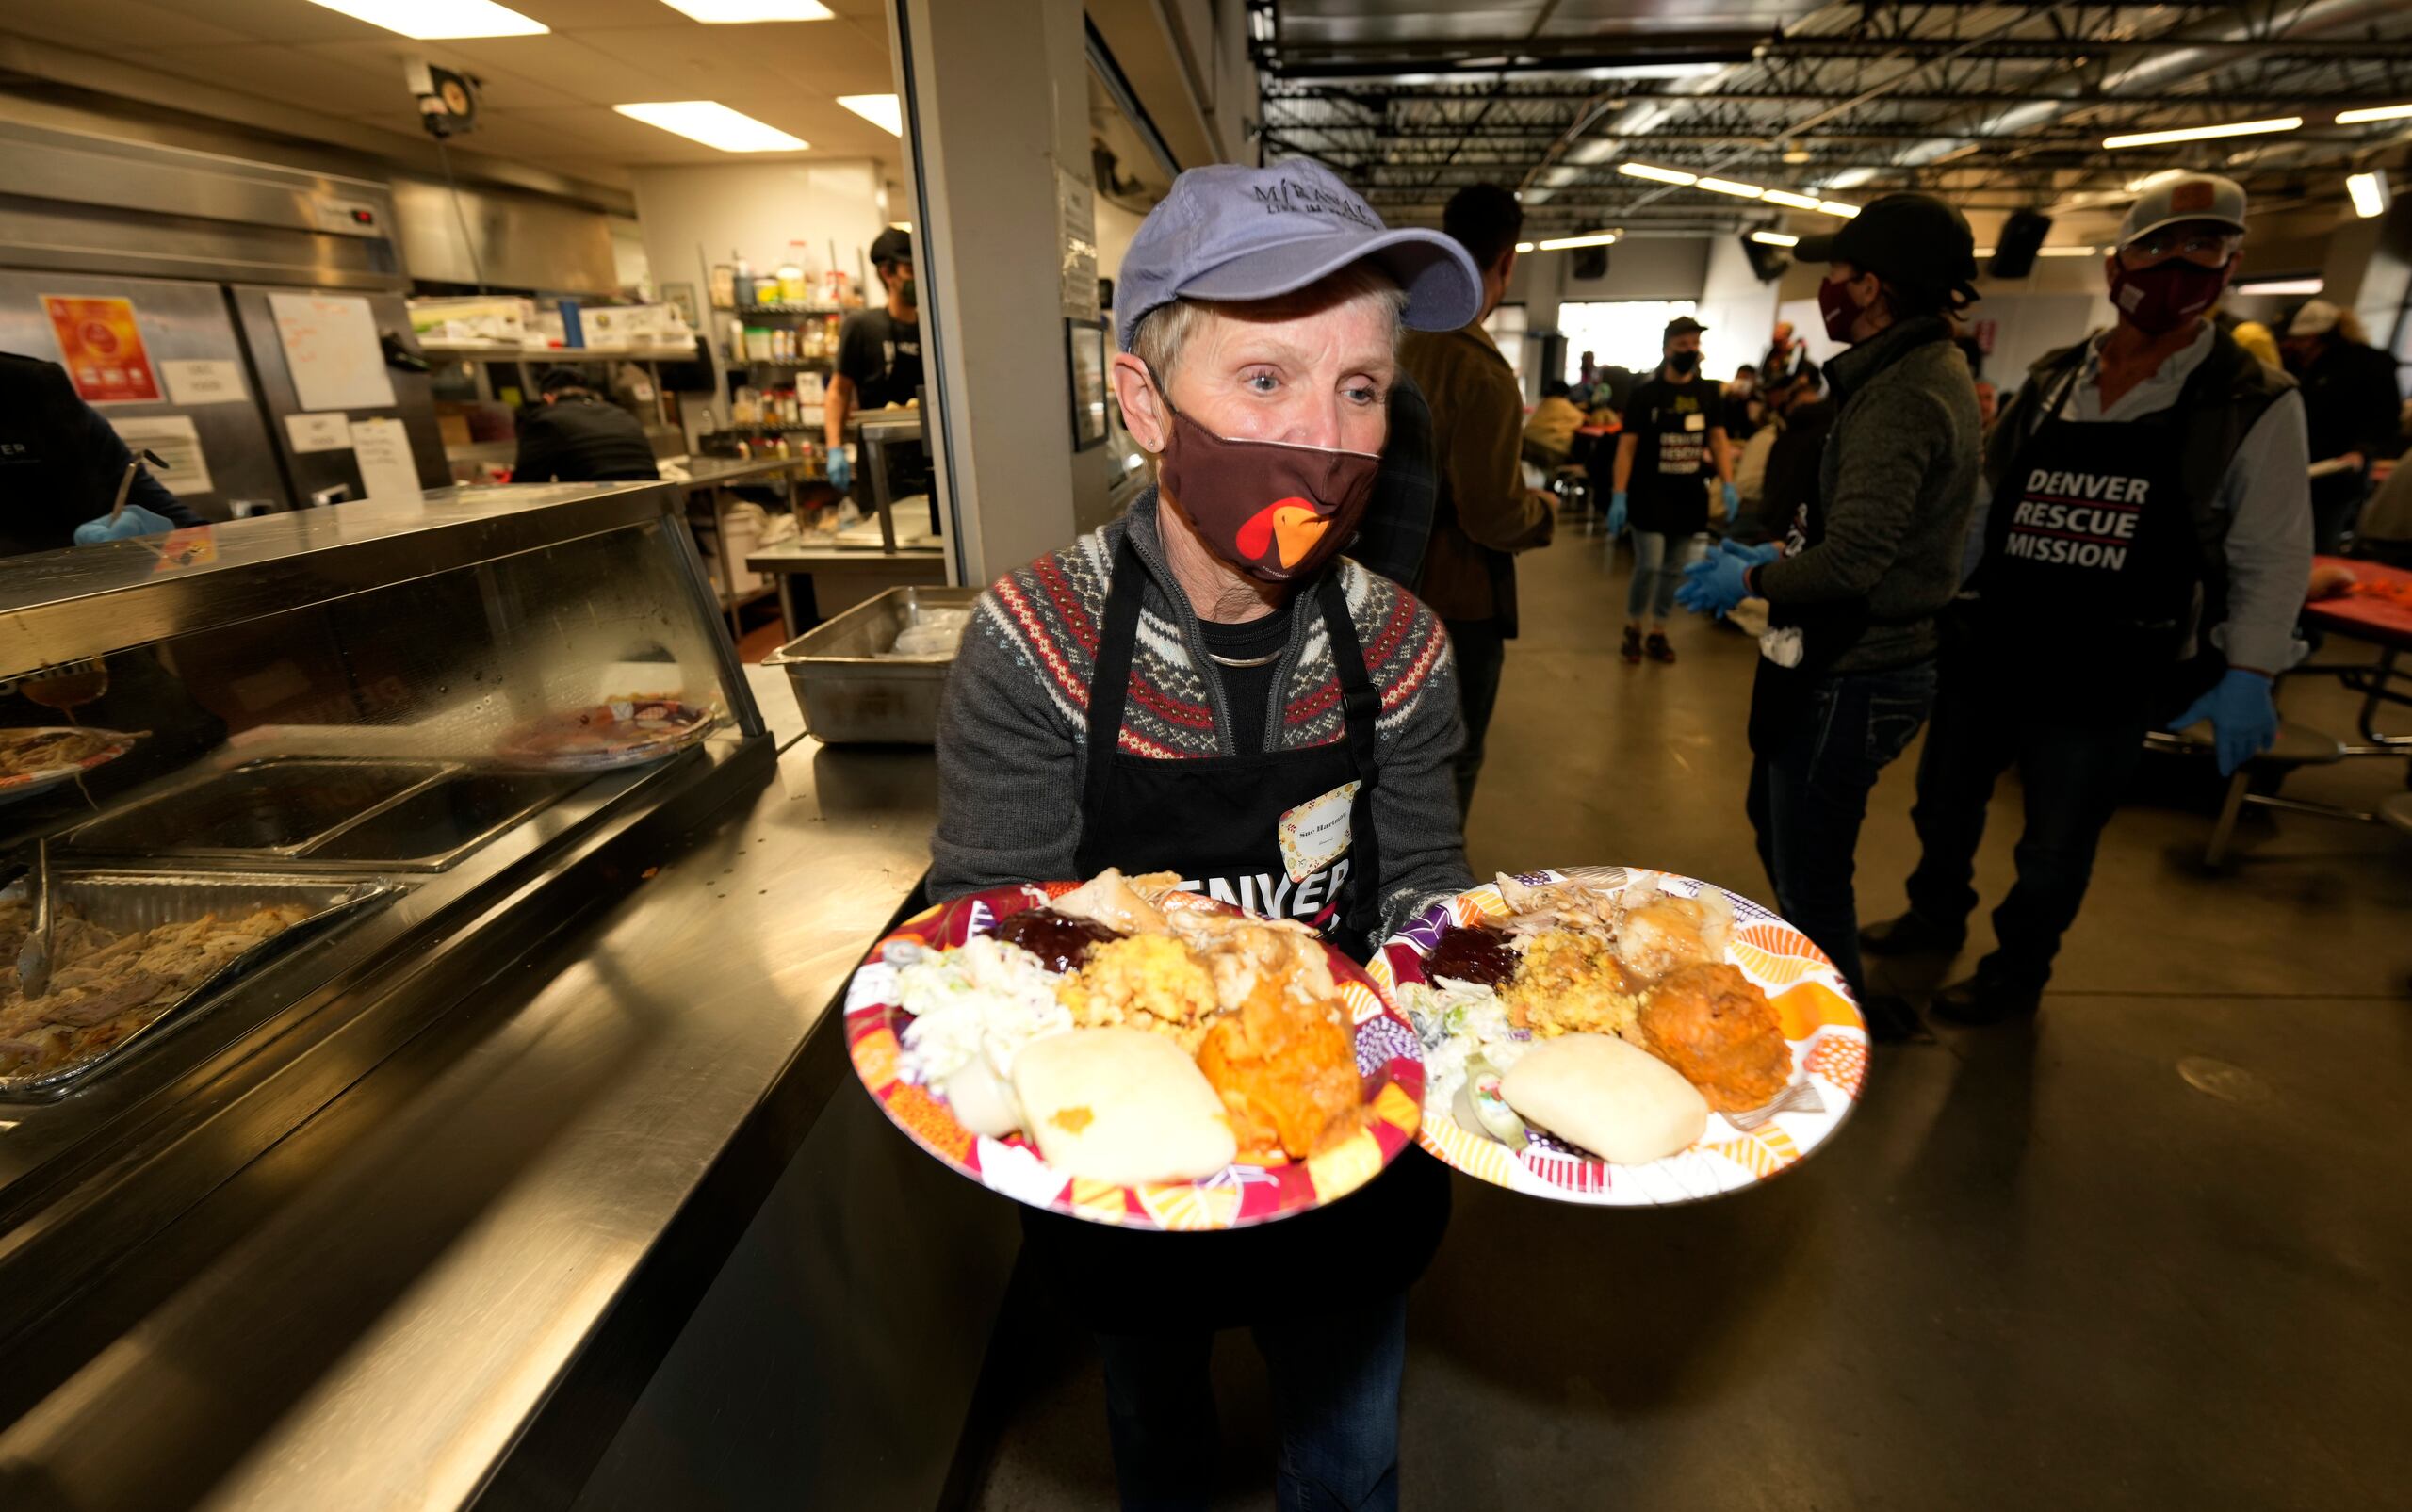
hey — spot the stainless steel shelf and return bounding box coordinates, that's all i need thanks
[423,344,698,364]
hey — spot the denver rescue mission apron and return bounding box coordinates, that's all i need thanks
[1027,534,1448,1335]
[1628,377,1716,537]
[1971,365,2204,722]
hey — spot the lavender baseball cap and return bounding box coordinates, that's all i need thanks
[1115,159,1485,351]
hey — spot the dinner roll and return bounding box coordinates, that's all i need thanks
[1498,1032,1708,1165]
[1012,1027,1237,1185]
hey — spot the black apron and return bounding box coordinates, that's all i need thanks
[1027,533,1449,1335]
[1071,534,1384,957]
[1969,364,2204,723]
[1628,377,1716,536]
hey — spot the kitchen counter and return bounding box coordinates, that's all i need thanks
[0,738,980,1510]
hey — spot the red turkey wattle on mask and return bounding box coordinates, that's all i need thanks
[1153,407,1380,582]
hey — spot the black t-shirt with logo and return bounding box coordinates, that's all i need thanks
[835,308,924,410]
[1625,373,1724,535]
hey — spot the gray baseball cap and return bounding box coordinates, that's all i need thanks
[1114,159,1484,351]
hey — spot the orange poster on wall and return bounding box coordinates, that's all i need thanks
[41,295,162,404]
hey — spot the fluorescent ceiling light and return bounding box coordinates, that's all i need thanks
[1817,201,1860,218]
[1696,177,1765,199]
[1536,233,1618,250]
[2338,103,2412,124]
[1514,240,1536,253]
[1577,62,1728,82]
[1760,189,1822,211]
[2102,117,2300,150]
[2037,246,2102,257]
[614,101,808,153]
[304,0,545,37]
[838,93,904,136]
[1619,162,1696,187]
[657,0,833,18]
[1750,231,1800,247]
[2348,171,2390,219]
[2234,276,2323,295]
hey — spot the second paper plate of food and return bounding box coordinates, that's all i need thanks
[1370,866,1866,1206]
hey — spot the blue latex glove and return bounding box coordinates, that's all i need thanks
[1606,490,1627,535]
[73,504,175,545]
[1722,537,1782,568]
[1676,548,1752,617]
[1721,480,1741,516]
[825,446,853,492]
[2167,669,2277,775]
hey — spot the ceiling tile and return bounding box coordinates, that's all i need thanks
[124,42,404,118]
[298,38,589,110]
[510,0,695,26]
[143,0,409,43]
[438,35,685,106]
[0,0,253,50]
[565,25,828,103]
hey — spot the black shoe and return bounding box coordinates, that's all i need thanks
[1621,626,1643,664]
[1859,992,1932,1045]
[1930,976,2042,1027]
[1859,910,1966,958]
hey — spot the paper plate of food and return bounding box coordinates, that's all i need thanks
[492,695,718,771]
[845,869,1425,1231]
[0,727,141,805]
[1371,867,1866,1207]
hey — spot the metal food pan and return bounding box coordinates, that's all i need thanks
[0,871,399,1097]
[65,757,460,860]
[763,585,983,744]
[305,771,584,870]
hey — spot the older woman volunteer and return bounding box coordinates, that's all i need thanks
[930,161,1479,1511]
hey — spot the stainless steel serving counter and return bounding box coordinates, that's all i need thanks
[0,733,987,1509]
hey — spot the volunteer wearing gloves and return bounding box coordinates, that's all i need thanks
[0,350,198,556]
[1861,174,2311,1027]
[931,159,1478,1512]
[823,225,923,496]
[1676,193,1981,1039]
[1610,316,1736,665]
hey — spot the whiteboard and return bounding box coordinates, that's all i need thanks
[269,291,397,413]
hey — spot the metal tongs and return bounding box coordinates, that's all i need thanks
[106,449,169,531]
[16,837,55,999]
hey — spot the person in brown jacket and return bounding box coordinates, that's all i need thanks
[1398,183,1556,814]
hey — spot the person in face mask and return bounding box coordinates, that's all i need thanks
[1610,316,1739,664]
[2280,297,2400,552]
[929,158,1481,1512]
[1672,191,1982,1041]
[1861,173,2311,1030]
[823,224,922,495]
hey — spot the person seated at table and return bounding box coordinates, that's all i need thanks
[512,367,660,484]
[1520,378,1589,470]
[1860,173,2312,1028]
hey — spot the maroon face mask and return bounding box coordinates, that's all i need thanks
[1153,404,1381,583]
[2108,256,2233,337]
[1817,272,1867,343]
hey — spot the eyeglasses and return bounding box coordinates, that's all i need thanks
[2120,225,2242,269]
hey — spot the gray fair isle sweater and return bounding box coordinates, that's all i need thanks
[1754,314,1981,673]
[928,493,1474,939]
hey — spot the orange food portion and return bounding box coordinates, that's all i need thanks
[1638,962,1793,1114]
[1195,981,1363,1161]
[1050,1105,1096,1134]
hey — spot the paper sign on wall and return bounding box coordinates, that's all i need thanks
[348,417,420,500]
[108,415,214,496]
[284,412,352,453]
[160,359,248,406]
[42,295,161,404]
[1055,164,1100,323]
[270,291,397,413]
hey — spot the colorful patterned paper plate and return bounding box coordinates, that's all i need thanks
[0,728,140,806]
[845,883,1425,1232]
[1370,866,1867,1207]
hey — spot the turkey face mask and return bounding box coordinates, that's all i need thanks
[1150,391,1381,583]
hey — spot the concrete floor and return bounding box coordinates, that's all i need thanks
[967,514,2412,1511]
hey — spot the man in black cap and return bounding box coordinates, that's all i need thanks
[1608,314,1738,664]
[1677,192,1983,1039]
[824,225,922,496]
[511,366,660,484]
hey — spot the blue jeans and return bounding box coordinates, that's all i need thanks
[1903,654,2145,991]
[1097,1290,1410,1512]
[1745,659,1938,997]
[1625,529,1704,621]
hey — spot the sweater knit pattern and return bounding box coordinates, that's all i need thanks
[975,516,1452,759]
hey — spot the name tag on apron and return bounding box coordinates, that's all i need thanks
[1278,781,1357,883]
